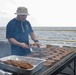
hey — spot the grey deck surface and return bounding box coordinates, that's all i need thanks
[0,42,11,58]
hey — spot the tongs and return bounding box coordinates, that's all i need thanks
[29,47,35,52]
[39,47,43,58]
[29,46,42,52]
[37,45,44,58]
[29,45,43,58]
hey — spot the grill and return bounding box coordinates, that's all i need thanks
[28,46,76,75]
[0,45,76,75]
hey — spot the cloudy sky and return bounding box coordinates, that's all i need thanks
[0,0,76,27]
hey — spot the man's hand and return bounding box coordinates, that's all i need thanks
[35,42,40,47]
[19,43,29,48]
[8,38,29,49]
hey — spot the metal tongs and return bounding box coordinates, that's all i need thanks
[39,47,43,58]
[30,47,35,52]
[29,45,43,58]
[37,45,44,58]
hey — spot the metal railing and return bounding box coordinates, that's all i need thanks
[38,38,76,42]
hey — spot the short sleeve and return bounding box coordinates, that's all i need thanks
[6,22,14,38]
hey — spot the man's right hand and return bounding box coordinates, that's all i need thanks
[19,43,29,48]
[8,38,29,49]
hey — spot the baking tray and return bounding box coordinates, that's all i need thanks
[0,55,45,75]
[0,69,12,75]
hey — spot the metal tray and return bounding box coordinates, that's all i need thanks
[0,55,45,75]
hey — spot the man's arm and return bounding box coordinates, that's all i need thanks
[30,32,40,47]
[30,32,38,42]
[8,38,28,48]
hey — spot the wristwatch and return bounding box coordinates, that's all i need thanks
[34,40,39,42]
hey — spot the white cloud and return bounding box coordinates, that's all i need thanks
[0,0,76,27]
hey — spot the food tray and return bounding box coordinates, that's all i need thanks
[0,55,45,75]
[0,69,12,75]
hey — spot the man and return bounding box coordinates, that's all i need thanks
[6,6,39,56]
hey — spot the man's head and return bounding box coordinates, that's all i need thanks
[15,6,29,22]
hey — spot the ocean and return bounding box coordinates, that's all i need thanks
[0,27,76,47]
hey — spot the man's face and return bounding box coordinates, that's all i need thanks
[17,15,27,22]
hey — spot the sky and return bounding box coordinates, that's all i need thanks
[0,0,76,27]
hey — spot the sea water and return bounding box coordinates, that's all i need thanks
[0,27,76,47]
